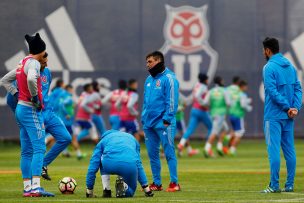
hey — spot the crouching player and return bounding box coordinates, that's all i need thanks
[86,130,154,198]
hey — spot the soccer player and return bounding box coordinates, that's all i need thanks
[74,84,98,144]
[48,78,65,115]
[261,37,302,193]
[86,130,154,198]
[0,33,54,197]
[116,79,140,140]
[176,92,199,157]
[177,73,212,155]
[203,76,230,157]
[91,81,106,137]
[142,51,180,192]
[102,80,127,130]
[226,80,252,155]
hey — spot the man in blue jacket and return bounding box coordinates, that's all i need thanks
[142,51,180,192]
[85,130,154,198]
[262,37,302,193]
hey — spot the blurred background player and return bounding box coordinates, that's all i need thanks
[116,79,140,140]
[226,80,252,155]
[91,81,106,138]
[102,80,127,130]
[73,84,98,158]
[142,51,180,192]
[0,33,54,197]
[203,76,230,157]
[177,73,212,156]
[176,92,199,157]
[86,130,153,198]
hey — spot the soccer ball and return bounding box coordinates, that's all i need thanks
[58,177,77,194]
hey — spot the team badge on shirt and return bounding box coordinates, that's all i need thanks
[155,80,161,89]
[41,75,47,83]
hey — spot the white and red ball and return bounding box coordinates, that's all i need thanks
[58,177,77,194]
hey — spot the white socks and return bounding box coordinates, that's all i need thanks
[76,149,82,157]
[230,146,236,154]
[187,146,192,153]
[23,180,31,192]
[217,142,223,150]
[101,175,111,190]
[179,138,187,146]
[204,142,211,151]
[32,177,40,190]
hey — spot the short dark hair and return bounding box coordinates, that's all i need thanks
[55,78,64,88]
[198,73,208,83]
[214,76,223,86]
[239,80,248,87]
[118,79,127,90]
[65,84,73,90]
[83,83,92,91]
[263,37,279,54]
[232,76,241,84]
[128,79,137,86]
[146,51,164,62]
[92,80,99,92]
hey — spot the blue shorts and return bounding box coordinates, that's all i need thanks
[77,120,92,129]
[120,120,139,135]
[229,115,241,131]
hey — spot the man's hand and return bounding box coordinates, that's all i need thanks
[86,188,97,198]
[287,108,298,118]
[31,95,42,110]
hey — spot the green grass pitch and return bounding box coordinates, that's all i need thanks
[0,139,304,203]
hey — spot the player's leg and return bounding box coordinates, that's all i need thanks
[204,115,221,157]
[229,118,245,155]
[62,125,73,157]
[281,120,296,192]
[92,114,106,138]
[117,162,138,197]
[88,123,99,144]
[77,121,92,141]
[109,115,120,130]
[201,111,213,139]
[262,120,282,193]
[216,119,229,156]
[144,127,162,190]
[71,124,85,160]
[178,108,199,152]
[156,122,180,192]
[42,111,72,180]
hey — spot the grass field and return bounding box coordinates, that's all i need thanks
[1,139,304,203]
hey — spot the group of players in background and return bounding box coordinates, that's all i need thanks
[46,73,252,160]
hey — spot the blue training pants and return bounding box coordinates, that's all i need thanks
[144,120,178,185]
[109,115,120,130]
[15,104,46,178]
[100,159,148,197]
[92,114,106,138]
[43,109,72,167]
[264,119,296,190]
[182,108,212,140]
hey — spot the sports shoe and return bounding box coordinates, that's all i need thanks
[115,177,127,198]
[23,190,31,197]
[203,149,214,158]
[62,152,71,158]
[217,148,224,157]
[41,166,51,181]
[149,182,163,191]
[177,144,184,157]
[30,187,55,197]
[77,153,87,160]
[102,189,112,197]
[261,185,281,193]
[281,187,294,192]
[165,182,181,192]
[223,146,229,155]
[188,149,199,157]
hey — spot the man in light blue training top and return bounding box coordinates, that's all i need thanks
[261,37,302,193]
[142,51,180,192]
[85,130,154,198]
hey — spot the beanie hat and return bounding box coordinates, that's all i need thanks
[25,33,46,55]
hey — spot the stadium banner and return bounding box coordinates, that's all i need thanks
[0,0,304,139]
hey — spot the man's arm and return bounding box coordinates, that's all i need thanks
[86,142,103,191]
[127,92,139,116]
[240,93,252,112]
[101,91,113,104]
[26,60,41,97]
[0,68,18,95]
[292,70,302,111]
[202,91,210,106]
[263,65,290,111]
[162,75,179,124]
